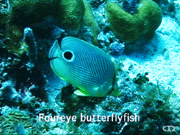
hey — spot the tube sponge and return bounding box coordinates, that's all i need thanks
[106,0,162,43]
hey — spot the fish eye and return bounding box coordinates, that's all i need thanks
[62,50,75,62]
[64,51,72,60]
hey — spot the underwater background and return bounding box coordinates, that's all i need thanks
[0,0,180,134]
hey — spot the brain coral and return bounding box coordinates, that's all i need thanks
[1,109,48,134]
[106,0,162,43]
[1,109,33,134]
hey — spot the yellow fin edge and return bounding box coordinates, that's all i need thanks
[74,90,90,96]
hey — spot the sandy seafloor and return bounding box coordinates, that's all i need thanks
[122,16,180,96]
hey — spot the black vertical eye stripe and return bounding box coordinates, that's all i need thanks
[58,39,62,49]
[57,36,66,50]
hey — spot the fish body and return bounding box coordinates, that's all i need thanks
[49,36,118,97]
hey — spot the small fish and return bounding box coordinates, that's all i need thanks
[49,36,119,97]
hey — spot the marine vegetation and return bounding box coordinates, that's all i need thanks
[106,0,162,43]
[49,36,119,97]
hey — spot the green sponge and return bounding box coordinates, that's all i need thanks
[106,0,162,43]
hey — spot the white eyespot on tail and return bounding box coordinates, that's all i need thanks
[62,50,75,62]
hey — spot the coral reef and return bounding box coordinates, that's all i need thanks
[153,0,175,16]
[90,0,105,8]
[105,0,162,43]
[97,31,116,49]
[5,25,26,55]
[0,0,10,27]
[58,0,85,35]
[23,27,37,63]
[169,95,180,132]
[0,80,21,106]
[1,0,180,134]
[133,72,149,85]
[4,0,85,55]
[50,68,175,134]
[122,0,138,14]
[0,108,52,134]
[118,73,174,134]
[82,0,100,45]
[109,40,125,56]
[174,0,180,23]
[1,109,36,134]
[9,0,84,35]
[0,49,48,103]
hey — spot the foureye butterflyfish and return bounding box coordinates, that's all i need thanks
[49,36,119,97]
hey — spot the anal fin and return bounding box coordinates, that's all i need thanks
[74,90,90,96]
